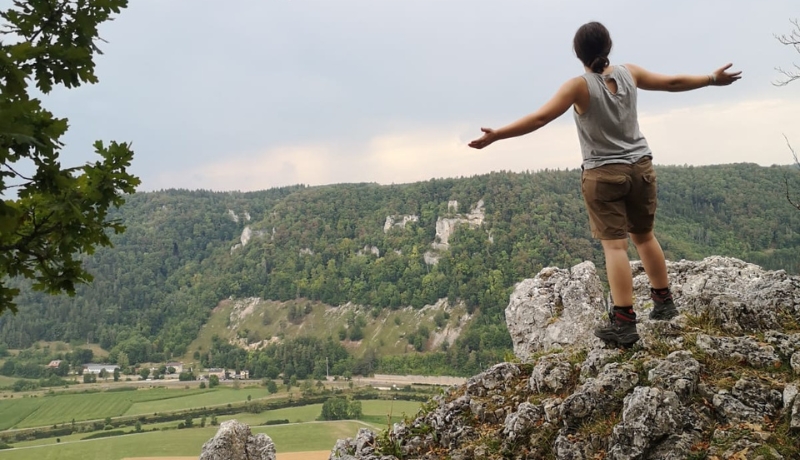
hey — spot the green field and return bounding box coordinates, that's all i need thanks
[0,421,370,459]
[0,381,425,460]
[0,381,421,431]
[0,398,45,431]
[0,387,222,429]
[2,398,421,458]
[219,399,421,426]
[123,387,276,416]
[358,399,422,424]
[0,376,25,387]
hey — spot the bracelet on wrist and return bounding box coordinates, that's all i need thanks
[708,74,717,86]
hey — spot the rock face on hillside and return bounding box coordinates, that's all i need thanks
[200,420,276,460]
[329,257,800,460]
[431,200,485,251]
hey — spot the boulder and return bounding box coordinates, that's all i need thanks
[200,420,276,460]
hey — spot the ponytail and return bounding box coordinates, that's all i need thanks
[589,56,610,73]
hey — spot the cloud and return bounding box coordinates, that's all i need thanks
[639,98,800,166]
[149,96,800,192]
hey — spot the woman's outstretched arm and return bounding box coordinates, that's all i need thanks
[469,77,584,149]
[625,63,742,92]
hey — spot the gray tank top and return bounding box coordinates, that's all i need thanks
[573,65,652,170]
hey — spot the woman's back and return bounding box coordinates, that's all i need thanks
[574,65,651,170]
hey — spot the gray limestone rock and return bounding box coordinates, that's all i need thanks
[785,383,799,412]
[713,377,783,424]
[765,330,800,358]
[542,397,564,424]
[329,429,386,460]
[646,350,701,402]
[506,261,606,360]
[447,448,474,460]
[529,353,575,394]
[579,348,622,383]
[329,438,356,460]
[792,393,800,431]
[200,420,276,460]
[503,402,544,441]
[704,294,781,335]
[553,433,603,460]
[465,362,520,397]
[560,363,639,430]
[712,391,762,425]
[695,334,781,368]
[632,256,800,329]
[636,319,687,351]
[607,387,687,460]
[708,429,784,460]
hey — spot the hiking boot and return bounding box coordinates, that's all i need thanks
[649,287,679,320]
[594,307,639,348]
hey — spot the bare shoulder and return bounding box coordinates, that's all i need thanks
[621,63,645,84]
[565,75,588,91]
[621,63,642,75]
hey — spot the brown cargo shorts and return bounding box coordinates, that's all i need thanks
[581,156,658,240]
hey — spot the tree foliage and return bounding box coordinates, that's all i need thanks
[319,397,361,421]
[1,165,799,376]
[0,0,139,316]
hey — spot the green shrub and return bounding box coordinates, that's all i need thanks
[263,419,290,426]
[82,430,126,440]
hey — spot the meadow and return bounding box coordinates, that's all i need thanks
[0,386,281,430]
[0,421,368,460]
[0,399,422,459]
[122,387,276,416]
[0,376,26,388]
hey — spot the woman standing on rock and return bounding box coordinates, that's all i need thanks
[468,21,741,346]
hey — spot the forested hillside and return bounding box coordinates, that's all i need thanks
[1,164,798,375]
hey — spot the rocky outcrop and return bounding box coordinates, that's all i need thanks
[505,261,606,360]
[200,420,276,460]
[384,215,419,233]
[357,245,380,257]
[330,257,800,459]
[226,209,253,223]
[508,255,800,361]
[430,200,485,251]
[231,226,266,253]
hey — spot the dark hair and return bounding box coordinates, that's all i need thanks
[573,22,612,73]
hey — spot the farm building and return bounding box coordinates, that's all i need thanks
[205,368,226,380]
[83,363,119,374]
[166,362,184,374]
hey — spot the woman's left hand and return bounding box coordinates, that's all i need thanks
[468,127,498,149]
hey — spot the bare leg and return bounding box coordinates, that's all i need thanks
[601,238,633,306]
[630,231,668,289]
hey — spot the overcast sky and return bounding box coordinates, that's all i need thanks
[33,0,800,192]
